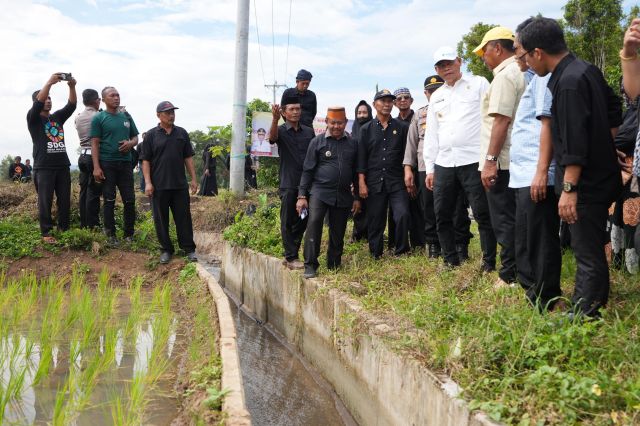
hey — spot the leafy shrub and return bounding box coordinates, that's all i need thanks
[223,201,282,257]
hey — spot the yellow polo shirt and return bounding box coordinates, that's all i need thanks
[479,56,526,170]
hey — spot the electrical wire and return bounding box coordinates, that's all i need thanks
[284,0,293,83]
[252,0,266,87]
[271,0,276,84]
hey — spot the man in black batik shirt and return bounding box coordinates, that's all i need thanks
[296,107,361,278]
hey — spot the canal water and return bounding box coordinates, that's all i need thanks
[200,261,356,426]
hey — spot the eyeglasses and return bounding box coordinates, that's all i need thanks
[395,95,411,101]
[516,49,533,61]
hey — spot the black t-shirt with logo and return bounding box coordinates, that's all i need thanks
[140,125,195,191]
[26,100,76,170]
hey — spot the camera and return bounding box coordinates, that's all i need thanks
[59,72,73,81]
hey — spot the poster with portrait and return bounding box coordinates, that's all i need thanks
[250,112,280,157]
[250,111,354,157]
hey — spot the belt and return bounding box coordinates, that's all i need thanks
[81,148,91,155]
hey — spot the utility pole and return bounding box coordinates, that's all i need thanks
[230,0,250,195]
[265,81,288,104]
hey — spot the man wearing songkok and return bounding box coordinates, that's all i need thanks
[269,95,316,269]
[296,107,361,278]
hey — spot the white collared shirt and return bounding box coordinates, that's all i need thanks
[423,74,490,173]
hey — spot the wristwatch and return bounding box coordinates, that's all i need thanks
[562,181,576,193]
[485,154,498,162]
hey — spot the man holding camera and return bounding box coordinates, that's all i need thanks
[26,72,77,243]
[91,86,139,244]
[75,88,102,229]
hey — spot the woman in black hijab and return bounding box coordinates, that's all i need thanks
[199,143,218,196]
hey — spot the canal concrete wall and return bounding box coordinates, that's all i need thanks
[215,239,499,426]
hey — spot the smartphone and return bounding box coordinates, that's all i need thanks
[59,72,73,81]
[300,207,308,220]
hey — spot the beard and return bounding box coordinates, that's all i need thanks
[357,117,369,124]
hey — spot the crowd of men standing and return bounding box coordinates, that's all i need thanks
[21,16,640,319]
[26,76,198,264]
[271,17,639,320]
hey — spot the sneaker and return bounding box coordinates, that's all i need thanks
[427,243,441,259]
[186,252,198,262]
[286,259,304,270]
[493,277,514,289]
[160,252,172,264]
[124,235,134,243]
[625,248,639,274]
[303,267,317,279]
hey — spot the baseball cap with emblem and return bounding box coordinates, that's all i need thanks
[433,46,458,65]
[424,75,445,91]
[156,101,179,112]
[472,26,516,56]
[374,89,396,101]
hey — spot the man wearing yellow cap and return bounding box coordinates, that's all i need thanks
[296,107,361,278]
[474,26,527,287]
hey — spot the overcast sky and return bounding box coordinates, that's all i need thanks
[2,0,635,163]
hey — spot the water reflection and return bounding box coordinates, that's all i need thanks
[0,320,178,423]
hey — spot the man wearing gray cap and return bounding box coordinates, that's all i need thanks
[140,101,198,264]
[424,46,497,270]
[358,89,411,258]
[281,69,317,127]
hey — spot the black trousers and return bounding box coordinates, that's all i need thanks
[433,163,496,266]
[101,161,136,237]
[570,203,610,317]
[280,188,308,261]
[151,188,196,254]
[407,169,425,248]
[351,199,368,241]
[515,187,562,309]
[78,153,101,229]
[34,168,71,236]
[486,169,517,282]
[419,171,472,245]
[303,197,350,271]
[367,188,410,258]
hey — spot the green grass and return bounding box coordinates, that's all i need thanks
[223,193,640,425]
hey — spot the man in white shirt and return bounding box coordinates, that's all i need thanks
[424,46,497,270]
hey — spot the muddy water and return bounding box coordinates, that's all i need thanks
[200,262,355,426]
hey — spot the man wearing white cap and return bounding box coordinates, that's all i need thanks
[474,26,527,287]
[424,46,497,270]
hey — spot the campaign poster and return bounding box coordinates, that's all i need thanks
[250,111,354,157]
[250,112,280,157]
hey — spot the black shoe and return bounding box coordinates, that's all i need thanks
[186,252,198,262]
[456,244,469,262]
[427,243,442,258]
[480,261,495,273]
[106,235,119,247]
[303,267,317,279]
[160,252,172,264]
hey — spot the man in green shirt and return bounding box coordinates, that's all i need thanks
[90,86,139,243]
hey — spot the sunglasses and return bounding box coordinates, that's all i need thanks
[395,95,411,101]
